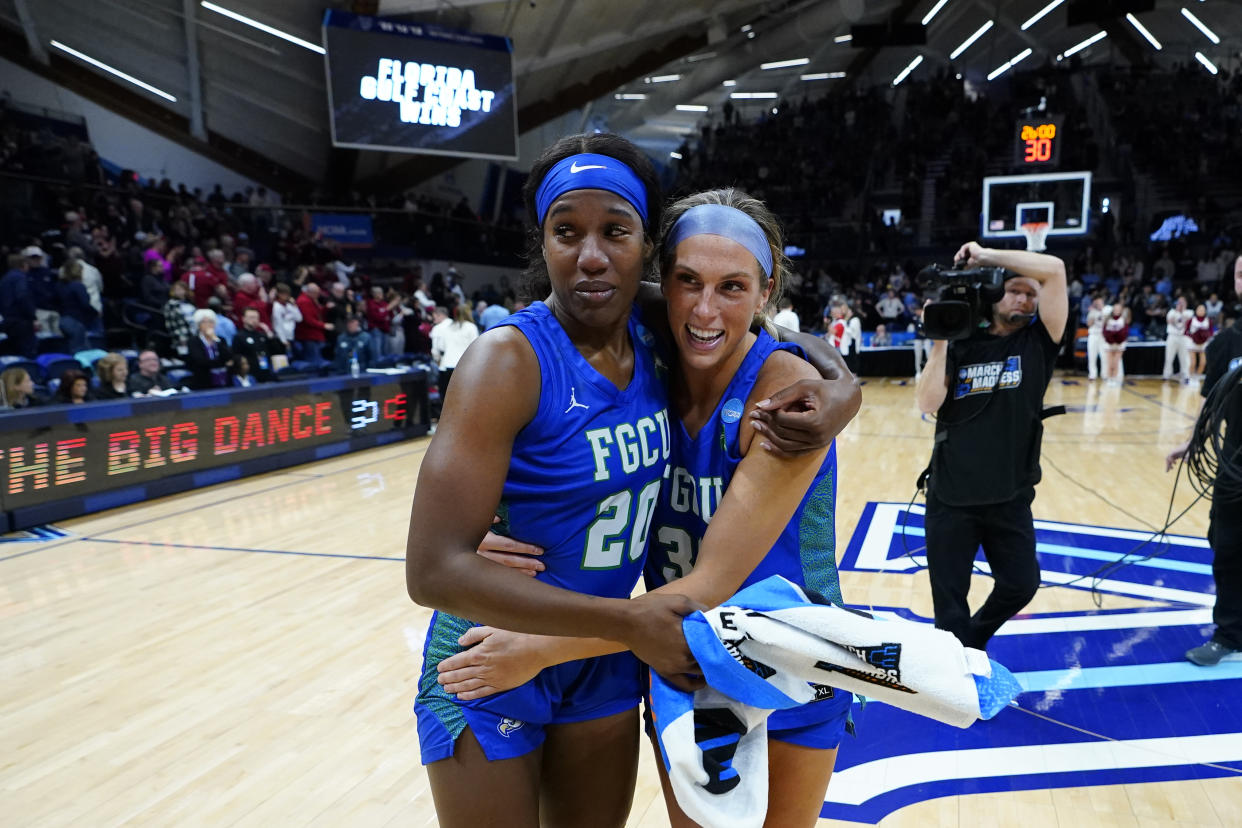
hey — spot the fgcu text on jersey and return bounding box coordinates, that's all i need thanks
[955,355,1022,399]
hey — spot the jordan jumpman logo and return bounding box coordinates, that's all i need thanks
[565,387,590,413]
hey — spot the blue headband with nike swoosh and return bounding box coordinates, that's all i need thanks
[535,153,649,227]
[666,203,774,278]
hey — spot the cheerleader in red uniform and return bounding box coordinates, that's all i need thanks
[1101,301,1130,386]
[1186,303,1213,379]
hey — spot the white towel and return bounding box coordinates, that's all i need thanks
[650,575,1021,828]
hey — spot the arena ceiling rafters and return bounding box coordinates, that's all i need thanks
[0,0,1237,189]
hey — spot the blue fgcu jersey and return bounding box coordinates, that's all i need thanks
[415,301,672,763]
[644,329,849,734]
[645,329,842,605]
[495,300,672,597]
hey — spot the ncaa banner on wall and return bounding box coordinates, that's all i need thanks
[308,213,374,247]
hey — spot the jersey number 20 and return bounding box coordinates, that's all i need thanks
[582,479,661,569]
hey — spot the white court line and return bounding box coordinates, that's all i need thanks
[826,732,1242,806]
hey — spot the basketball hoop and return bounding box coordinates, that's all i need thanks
[1021,221,1050,252]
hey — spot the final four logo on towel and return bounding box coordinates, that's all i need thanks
[954,355,1022,399]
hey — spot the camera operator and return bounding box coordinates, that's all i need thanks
[914,241,1068,650]
[1165,255,1242,666]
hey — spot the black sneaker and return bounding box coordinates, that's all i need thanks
[1185,640,1238,666]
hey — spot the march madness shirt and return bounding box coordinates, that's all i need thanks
[929,320,1060,506]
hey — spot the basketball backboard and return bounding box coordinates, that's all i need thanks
[981,171,1091,240]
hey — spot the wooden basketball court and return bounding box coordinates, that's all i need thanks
[4,376,1240,826]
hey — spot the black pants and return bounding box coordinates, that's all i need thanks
[1209,495,1242,649]
[3,318,36,358]
[924,488,1041,650]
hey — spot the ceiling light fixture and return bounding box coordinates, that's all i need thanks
[761,58,810,70]
[1125,13,1162,50]
[1181,7,1220,44]
[987,47,1032,81]
[200,1,324,54]
[950,20,993,60]
[892,55,924,87]
[50,40,177,101]
[921,0,952,26]
[1063,30,1107,58]
[1020,0,1064,31]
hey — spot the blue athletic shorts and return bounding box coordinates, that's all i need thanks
[767,687,852,749]
[415,611,641,765]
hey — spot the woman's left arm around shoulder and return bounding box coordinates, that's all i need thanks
[755,326,861,456]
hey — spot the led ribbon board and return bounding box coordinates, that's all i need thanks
[0,374,429,531]
[322,10,518,160]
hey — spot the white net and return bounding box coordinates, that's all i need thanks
[1021,222,1050,252]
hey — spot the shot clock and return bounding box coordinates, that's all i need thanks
[1014,116,1063,167]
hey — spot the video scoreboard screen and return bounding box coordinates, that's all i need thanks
[1014,116,1063,167]
[322,10,518,160]
[0,374,428,529]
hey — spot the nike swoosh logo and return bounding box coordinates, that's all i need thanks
[570,162,606,173]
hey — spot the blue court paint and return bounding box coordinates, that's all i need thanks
[0,525,71,544]
[824,503,1242,822]
[1016,660,1242,692]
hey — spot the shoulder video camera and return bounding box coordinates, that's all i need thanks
[916,264,1009,340]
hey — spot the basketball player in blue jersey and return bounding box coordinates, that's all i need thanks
[437,189,857,827]
[406,136,859,828]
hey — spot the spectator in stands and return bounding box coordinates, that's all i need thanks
[95,353,130,400]
[364,285,400,362]
[186,308,233,389]
[66,246,103,315]
[141,257,170,308]
[322,282,354,355]
[207,296,237,344]
[233,273,271,329]
[294,282,332,367]
[229,248,253,280]
[0,367,41,410]
[412,277,435,313]
[143,236,172,281]
[232,307,277,382]
[429,303,478,395]
[772,297,799,332]
[127,350,173,395]
[55,369,93,404]
[0,253,38,358]
[329,248,356,287]
[64,212,95,257]
[1206,293,1224,326]
[233,355,255,387]
[271,282,301,349]
[55,259,98,353]
[386,290,413,355]
[872,324,891,347]
[163,280,195,355]
[333,316,370,375]
[445,267,466,305]
[24,246,59,333]
[877,289,906,327]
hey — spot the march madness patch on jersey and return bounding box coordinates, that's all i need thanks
[954,355,1022,399]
